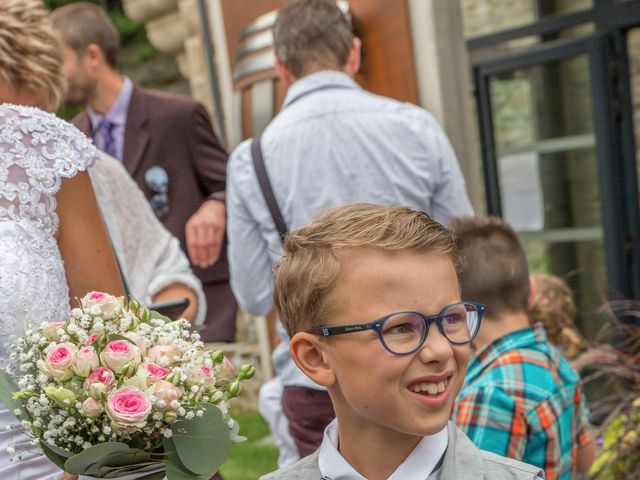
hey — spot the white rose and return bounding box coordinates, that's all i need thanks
[187,365,216,388]
[41,321,65,342]
[73,346,99,377]
[80,292,120,319]
[125,332,148,356]
[153,381,183,411]
[82,397,103,417]
[147,345,182,367]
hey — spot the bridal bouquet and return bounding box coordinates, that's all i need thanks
[0,292,255,479]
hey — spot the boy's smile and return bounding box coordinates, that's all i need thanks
[317,248,470,441]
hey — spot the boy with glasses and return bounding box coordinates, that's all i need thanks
[452,216,595,480]
[261,204,542,479]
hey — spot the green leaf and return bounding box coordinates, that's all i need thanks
[170,403,231,475]
[39,441,68,470]
[164,437,211,480]
[137,471,168,480]
[107,333,137,345]
[149,309,172,324]
[42,441,73,459]
[0,371,21,413]
[149,310,173,323]
[64,442,130,474]
[99,448,152,467]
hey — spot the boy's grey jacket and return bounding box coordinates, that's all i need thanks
[259,422,544,480]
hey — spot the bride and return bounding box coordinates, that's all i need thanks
[0,1,124,479]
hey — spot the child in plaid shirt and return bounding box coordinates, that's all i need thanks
[452,216,595,480]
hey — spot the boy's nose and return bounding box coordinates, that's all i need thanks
[417,326,454,363]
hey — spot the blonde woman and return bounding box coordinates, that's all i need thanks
[0,1,124,479]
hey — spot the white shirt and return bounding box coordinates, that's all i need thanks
[227,70,473,388]
[318,420,448,480]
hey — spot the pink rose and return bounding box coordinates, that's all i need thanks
[145,363,170,383]
[86,332,98,345]
[187,365,216,388]
[84,366,116,390]
[153,380,183,411]
[41,321,65,341]
[81,291,120,318]
[100,340,141,374]
[73,346,99,377]
[82,397,103,417]
[106,387,151,428]
[147,344,182,367]
[42,343,77,380]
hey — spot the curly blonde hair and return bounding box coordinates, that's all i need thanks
[529,273,584,358]
[0,0,64,112]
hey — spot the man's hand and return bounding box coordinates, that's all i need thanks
[61,473,78,480]
[186,199,226,268]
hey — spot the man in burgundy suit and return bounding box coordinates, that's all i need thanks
[51,2,236,343]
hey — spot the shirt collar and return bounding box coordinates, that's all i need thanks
[318,419,448,480]
[466,322,548,382]
[88,76,134,131]
[282,70,360,109]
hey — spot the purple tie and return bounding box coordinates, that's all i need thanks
[97,118,117,159]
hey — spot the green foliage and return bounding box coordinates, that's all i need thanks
[219,409,279,480]
[591,397,640,479]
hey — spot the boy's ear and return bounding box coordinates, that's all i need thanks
[289,332,335,387]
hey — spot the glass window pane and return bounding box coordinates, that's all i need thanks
[460,0,593,39]
[488,53,607,338]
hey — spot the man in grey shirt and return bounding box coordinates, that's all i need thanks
[227,0,473,459]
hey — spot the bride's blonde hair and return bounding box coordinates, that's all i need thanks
[0,0,64,112]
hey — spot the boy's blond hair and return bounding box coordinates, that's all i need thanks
[273,203,458,337]
[0,0,64,112]
[529,273,584,358]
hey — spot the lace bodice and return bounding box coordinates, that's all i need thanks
[0,104,99,234]
[0,104,98,358]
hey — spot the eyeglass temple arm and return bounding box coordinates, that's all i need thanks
[307,323,373,336]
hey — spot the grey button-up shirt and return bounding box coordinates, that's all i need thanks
[227,70,473,388]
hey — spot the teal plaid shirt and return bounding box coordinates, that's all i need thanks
[454,323,593,480]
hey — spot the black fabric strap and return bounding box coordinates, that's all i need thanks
[251,135,289,240]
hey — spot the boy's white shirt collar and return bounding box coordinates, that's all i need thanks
[318,419,448,480]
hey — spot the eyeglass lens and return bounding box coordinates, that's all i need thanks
[381,303,480,354]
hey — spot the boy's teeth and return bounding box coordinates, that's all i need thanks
[410,379,448,395]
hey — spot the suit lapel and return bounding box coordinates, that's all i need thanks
[123,85,151,177]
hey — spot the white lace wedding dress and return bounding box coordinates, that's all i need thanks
[0,104,99,479]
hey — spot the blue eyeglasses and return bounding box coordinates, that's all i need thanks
[307,301,487,355]
[145,166,169,219]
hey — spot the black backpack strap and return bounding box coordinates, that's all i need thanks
[251,135,289,240]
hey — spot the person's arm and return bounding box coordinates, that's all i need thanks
[185,103,228,268]
[575,388,596,472]
[426,115,474,225]
[227,141,277,316]
[89,154,206,326]
[56,171,124,304]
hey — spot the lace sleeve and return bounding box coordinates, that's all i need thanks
[0,104,100,231]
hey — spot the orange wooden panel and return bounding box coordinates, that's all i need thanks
[350,0,418,104]
[220,0,285,73]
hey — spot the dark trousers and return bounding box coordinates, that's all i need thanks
[282,386,335,458]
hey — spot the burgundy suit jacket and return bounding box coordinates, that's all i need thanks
[75,85,230,284]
